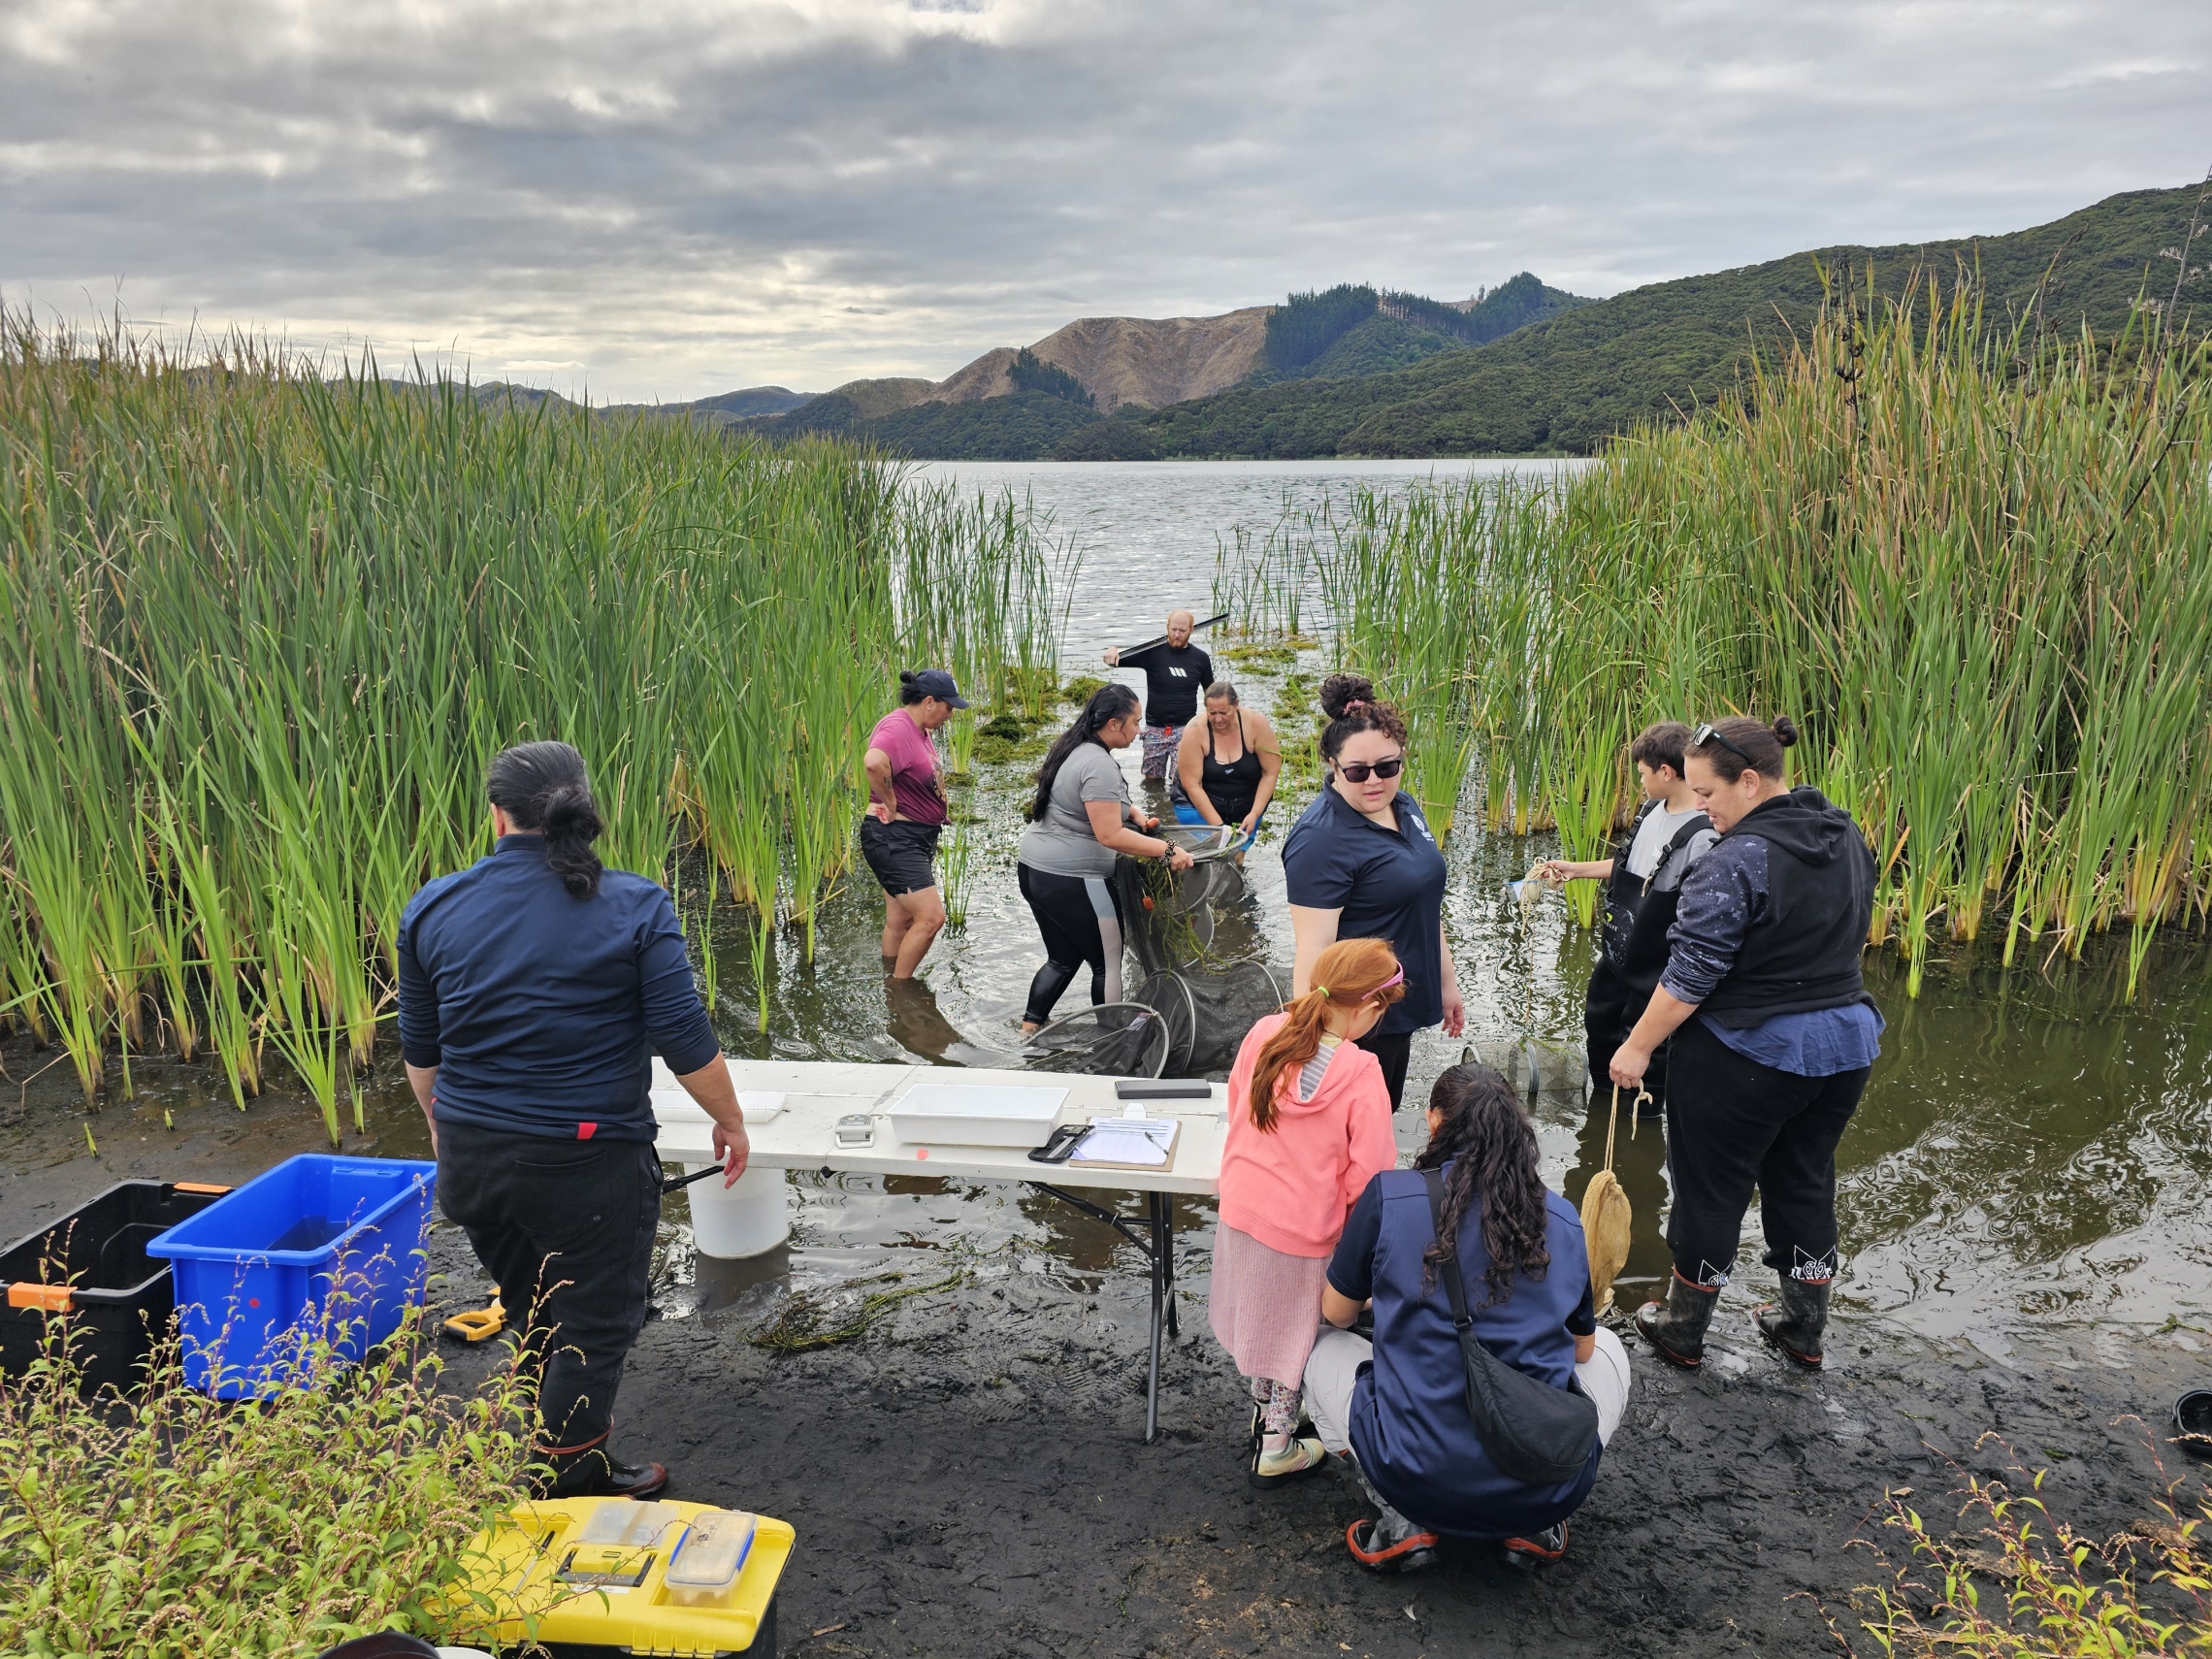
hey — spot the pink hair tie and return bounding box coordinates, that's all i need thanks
[1345,699,1368,714]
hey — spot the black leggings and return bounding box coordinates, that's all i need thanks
[1018,863,1124,1025]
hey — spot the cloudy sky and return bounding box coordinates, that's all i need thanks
[2,1,2205,403]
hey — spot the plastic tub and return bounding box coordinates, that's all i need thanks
[0,1179,232,1392]
[885,1083,1068,1148]
[146,1155,436,1399]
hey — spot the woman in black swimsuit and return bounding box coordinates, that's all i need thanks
[1174,682,1283,840]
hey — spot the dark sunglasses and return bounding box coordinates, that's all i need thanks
[1690,722,1755,766]
[1335,756,1405,784]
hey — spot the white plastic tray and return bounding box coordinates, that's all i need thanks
[885,1084,1068,1148]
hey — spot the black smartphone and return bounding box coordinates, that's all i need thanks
[1026,1123,1090,1163]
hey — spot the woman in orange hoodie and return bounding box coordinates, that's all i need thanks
[1211,937,1405,1488]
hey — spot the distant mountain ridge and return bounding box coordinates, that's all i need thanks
[749,278,1583,457]
[1140,182,2211,457]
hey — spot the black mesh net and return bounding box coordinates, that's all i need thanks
[1020,1002,1170,1079]
[1112,842,1286,1078]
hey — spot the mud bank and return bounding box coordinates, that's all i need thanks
[425,1223,2209,1659]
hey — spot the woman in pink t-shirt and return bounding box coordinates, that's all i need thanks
[862,668,967,978]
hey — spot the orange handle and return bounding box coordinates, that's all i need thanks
[8,1283,70,1313]
[173,1183,233,1195]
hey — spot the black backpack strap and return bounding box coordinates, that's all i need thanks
[1421,1168,1476,1332]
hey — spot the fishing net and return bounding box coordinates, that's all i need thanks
[1020,1002,1170,1079]
[1110,831,1286,1077]
[1460,1035,1591,1098]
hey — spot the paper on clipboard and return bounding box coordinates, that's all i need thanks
[1068,1116,1179,1170]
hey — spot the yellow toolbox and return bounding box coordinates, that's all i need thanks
[448,1496,792,1656]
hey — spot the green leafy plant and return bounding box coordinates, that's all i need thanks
[1848,1448,2211,1655]
[0,1299,537,1657]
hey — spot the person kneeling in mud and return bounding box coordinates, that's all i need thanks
[1301,1065,1633,1573]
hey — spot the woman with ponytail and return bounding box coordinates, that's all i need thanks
[1015,683,1194,1033]
[1608,716,1881,1373]
[1304,1065,1632,1574]
[398,740,752,1505]
[1210,938,1403,1489]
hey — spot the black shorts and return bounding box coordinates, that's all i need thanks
[859,818,940,897]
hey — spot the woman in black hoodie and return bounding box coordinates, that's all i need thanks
[1605,716,1881,1372]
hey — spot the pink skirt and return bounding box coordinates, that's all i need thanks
[1207,1223,1331,1385]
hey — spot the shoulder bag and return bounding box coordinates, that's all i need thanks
[1421,1168,1600,1488]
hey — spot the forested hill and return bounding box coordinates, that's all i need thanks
[1138,182,2211,458]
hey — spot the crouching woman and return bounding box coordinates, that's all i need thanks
[1303,1064,1633,1573]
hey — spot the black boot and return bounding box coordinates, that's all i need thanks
[1634,1271,1720,1369]
[532,1428,670,1501]
[1755,1277,1831,1369]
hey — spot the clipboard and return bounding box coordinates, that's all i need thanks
[1066,1116,1181,1173]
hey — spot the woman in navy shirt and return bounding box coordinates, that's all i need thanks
[1302,1064,1632,1573]
[1282,675,1464,1109]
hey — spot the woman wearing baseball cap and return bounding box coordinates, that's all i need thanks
[862,668,967,979]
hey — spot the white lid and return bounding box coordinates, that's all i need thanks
[666,1510,758,1588]
[576,1499,683,1547]
[737,1090,785,1123]
[886,1084,1067,1122]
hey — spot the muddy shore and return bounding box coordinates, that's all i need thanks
[435,1223,2205,1659]
[6,1057,2209,1656]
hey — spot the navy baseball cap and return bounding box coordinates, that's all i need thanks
[912,668,970,708]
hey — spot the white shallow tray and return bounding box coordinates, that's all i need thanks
[885,1084,1068,1148]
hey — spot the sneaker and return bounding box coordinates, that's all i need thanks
[1250,1434,1328,1489]
[1500,1523,1568,1570]
[1346,1517,1440,1574]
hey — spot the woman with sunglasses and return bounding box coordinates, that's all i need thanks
[1607,716,1881,1373]
[1282,675,1465,1109]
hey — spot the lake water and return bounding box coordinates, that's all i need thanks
[8,460,2207,1362]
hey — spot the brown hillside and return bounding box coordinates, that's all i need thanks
[817,307,1275,418]
[1025,308,1272,411]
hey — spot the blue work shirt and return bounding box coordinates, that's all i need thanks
[397,835,721,1141]
[1327,1166,1600,1538]
[1281,787,1447,1035]
[1703,1002,1885,1077]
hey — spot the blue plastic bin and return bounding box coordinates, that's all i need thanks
[146,1155,437,1398]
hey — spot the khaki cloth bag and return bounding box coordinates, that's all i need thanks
[1580,1086,1643,1312]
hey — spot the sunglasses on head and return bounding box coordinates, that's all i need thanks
[1690,722,1755,766]
[1335,756,1404,783]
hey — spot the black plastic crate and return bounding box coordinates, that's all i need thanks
[0,1179,231,1392]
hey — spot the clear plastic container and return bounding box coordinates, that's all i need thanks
[576,1500,683,1547]
[664,1510,758,1607]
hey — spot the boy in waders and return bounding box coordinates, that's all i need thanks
[1538,723,1714,1112]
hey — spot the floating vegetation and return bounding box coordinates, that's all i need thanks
[746,1269,967,1353]
[0,318,1061,1130]
[1220,275,2212,994]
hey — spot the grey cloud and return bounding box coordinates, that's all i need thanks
[2,0,2206,401]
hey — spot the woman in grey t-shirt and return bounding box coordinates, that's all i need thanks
[1017,683,1195,1032]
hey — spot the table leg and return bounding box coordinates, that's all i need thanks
[1158,1191,1179,1340]
[1145,1190,1166,1445]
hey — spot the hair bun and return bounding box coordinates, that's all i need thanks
[540,783,594,830]
[898,668,918,685]
[1771,715,1800,748]
[1318,672,1376,722]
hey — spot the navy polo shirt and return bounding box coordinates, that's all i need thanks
[1327,1167,1600,1538]
[1281,787,1448,1035]
[397,835,721,1141]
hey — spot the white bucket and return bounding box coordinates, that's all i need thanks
[685,1160,791,1258]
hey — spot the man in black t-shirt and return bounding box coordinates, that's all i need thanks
[1104,608,1215,779]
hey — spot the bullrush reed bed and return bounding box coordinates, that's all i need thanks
[1221,276,2212,991]
[0,320,1059,1130]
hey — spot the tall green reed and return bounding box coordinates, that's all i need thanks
[0,319,1055,1127]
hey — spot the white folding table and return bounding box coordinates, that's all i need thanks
[651,1059,1227,1443]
